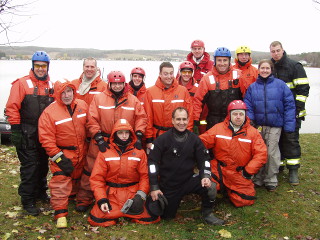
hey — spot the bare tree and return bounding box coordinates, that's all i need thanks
[313,0,320,10]
[0,0,35,45]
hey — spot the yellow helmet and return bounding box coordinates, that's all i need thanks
[236,46,252,55]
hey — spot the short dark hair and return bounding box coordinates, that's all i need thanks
[160,62,174,73]
[258,59,274,72]
[172,107,189,119]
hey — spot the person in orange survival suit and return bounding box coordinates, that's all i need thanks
[193,47,246,131]
[71,57,107,105]
[200,100,267,207]
[176,61,208,134]
[144,62,193,151]
[128,67,147,106]
[88,118,160,226]
[77,71,147,212]
[38,79,88,228]
[5,51,54,216]
[186,40,214,84]
[233,46,258,95]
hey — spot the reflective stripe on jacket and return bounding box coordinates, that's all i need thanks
[87,86,147,137]
[144,78,193,140]
[6,70,54,125]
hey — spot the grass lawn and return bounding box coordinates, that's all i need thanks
[0,134,319,240]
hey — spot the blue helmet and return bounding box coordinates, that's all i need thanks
[213,47,231,58]
[32,51,50,63]
[32,51,50,71]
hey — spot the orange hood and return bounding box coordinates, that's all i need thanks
[109,118,137,146]
[53,79,76,106]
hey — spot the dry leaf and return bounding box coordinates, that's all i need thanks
[90,226,100,233]
[2,233,11,240]
[283,213,289,219]
[218,229,232,238]
[5,211,19,218]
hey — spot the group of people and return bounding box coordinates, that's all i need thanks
[5,40,309,229]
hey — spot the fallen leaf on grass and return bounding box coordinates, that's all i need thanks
[9,170,18,175]
[89,226,100,233]
[12,206,22,211]
[2,233,11,240]
[218,229,232,238]
[287,190,296,193]
[13,221,21,226]
[5,211,19,218]
[42,210,54,216]
[282,213,289,219]
[11,229,18,233]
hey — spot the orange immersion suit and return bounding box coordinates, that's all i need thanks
[88,119,159,226]
[144,78,193,143]
[38,80,88,219]
[200,116,267,207]
[78,86,147,207]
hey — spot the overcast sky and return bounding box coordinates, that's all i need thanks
[2,0,320,54]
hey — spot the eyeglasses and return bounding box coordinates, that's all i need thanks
[34,64,48,69]
[181,70,193,75]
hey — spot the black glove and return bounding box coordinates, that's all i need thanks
[11,124,23,148]
[55,154,74,176]
[236,166,253,179]
[194,120,200,126]
[134,131,143,150]
[94,132,109,152]
[125,194,144,215]
[97,198,112,211]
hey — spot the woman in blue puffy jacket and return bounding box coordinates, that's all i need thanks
[244,59,295,192]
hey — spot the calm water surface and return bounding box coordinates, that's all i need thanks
[0,60,319,133]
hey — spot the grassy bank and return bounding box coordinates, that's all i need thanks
[0,134,319,240]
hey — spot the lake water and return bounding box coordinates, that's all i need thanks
[0,60,319,133]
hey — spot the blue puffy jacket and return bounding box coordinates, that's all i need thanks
[244,74,296,132]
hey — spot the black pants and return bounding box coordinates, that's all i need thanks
[17,141,49,206]
[160,174,213,219]
[279,118,301,169]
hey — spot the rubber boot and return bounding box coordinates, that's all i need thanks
[289,169,299,186]
[201,208,224,225]
[23,204,40,216]
[75,205,90,212]
[56,217,68,228]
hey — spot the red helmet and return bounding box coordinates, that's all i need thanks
[227,100,247,113]
[179,61,195,71]
[131,67,145,77]
[191,40,205,48]
[107,71,126,83]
